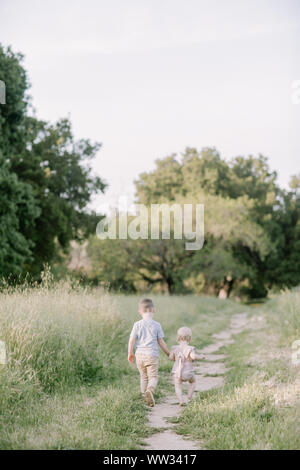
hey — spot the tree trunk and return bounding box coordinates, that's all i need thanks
[166,276,175,294]
[218,276,235,299]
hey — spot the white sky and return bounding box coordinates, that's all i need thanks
[1,0,299,209]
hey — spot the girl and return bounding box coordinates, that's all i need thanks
[169,326,204,406]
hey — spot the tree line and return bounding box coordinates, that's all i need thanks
[1,45,299,298]
[88,145,300,299]
[0,45,105,280]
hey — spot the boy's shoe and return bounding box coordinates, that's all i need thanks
[145,389,155,407]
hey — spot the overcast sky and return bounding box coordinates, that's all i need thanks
[1,0,299,209]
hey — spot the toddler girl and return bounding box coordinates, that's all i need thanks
[169,326,204,406]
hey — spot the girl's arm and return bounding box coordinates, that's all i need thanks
[190,350,205,361]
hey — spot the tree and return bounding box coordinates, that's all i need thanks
[10,117,106,275]
[263,175,300,289]
[181,147,231,197]
[135,154,184,204]
[87,237,138,292]
[0,44,106,276]
[177,191,271,297]
[88,235,192,294]
[0,161,40,277]
[88,188,272,296]
[0,45,29,159]
[0,45,40,277]
[132,150,275,297]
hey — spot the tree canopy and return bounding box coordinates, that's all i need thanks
[89,148,299,298]
[1,44,298,298]
[0,44,106,278]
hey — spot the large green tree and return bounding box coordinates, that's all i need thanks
[0,45,40,277]
[0,44,106,277]
[0,161,40,277]
[0,46,29,159]
[88,189,271,295]
[85,148,297,297]
[132,148,289,297]
[263,174,300,289]
[10,117,106,274]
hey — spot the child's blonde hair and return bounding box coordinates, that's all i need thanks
[139,298,155,312]
[177,326,192,343]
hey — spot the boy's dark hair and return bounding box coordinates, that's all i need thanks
[139,298,154,312]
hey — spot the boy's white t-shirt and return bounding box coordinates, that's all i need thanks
[130,318,164,357]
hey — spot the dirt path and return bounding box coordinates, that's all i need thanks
[143,312,249,450]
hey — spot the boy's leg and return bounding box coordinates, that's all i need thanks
[187,377,196,400]
[136,355,148,394]
[146,356,159,393]
[143,356,158,407]
[174,376,184,405]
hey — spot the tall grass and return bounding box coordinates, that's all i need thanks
[0,279,126,415]
[177,289,300,449]
[5,282,297,449]
[1,283,246,449]
[265,289,300,344]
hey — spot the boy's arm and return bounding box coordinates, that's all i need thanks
[128,337,135,363]
[169,350,175,361]
[158,338,170,357]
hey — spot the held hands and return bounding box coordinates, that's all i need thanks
[168,352,175,361]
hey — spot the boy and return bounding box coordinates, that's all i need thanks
[128,298,170,407]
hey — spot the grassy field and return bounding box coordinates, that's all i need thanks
[176,290,300,449]
[0,279,299,449]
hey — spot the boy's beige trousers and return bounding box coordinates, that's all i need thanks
[135,354,159,394]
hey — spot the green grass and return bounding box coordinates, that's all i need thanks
[0,380,149,450]
[0,280,243,449]
[176,290,300,450]
[1,281,298,449]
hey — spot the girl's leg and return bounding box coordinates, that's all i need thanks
[174,376,184,405]
[187,377,196,400]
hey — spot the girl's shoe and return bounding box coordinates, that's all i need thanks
[145,389,155,407]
